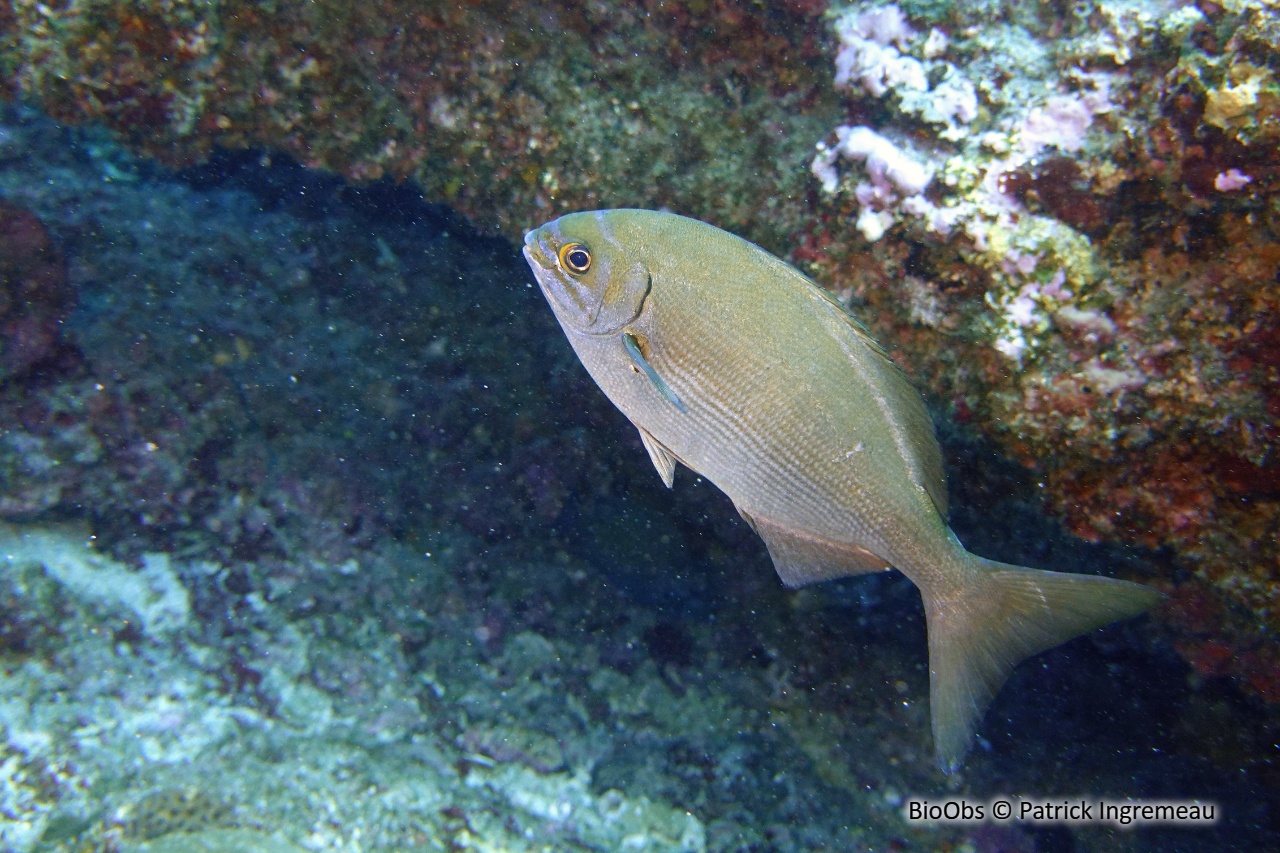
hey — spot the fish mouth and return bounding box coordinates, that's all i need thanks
[522,229,554,271]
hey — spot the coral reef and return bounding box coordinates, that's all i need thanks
[0,0,835,248]
[1,0,1274,700]
[0,487,719,851]
[1,105,1273,852]
[0,0,1277,846]
[124,829,309,853]
[800,0,1280,700]
[1,523,190,635]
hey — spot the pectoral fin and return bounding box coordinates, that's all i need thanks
[623,332,686,413]
[637,427,679,488]
[738,507,891,588]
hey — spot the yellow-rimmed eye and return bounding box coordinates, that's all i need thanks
[558,242,592,274]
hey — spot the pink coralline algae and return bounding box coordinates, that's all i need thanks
[1018,93,1108,155]
[1213,169,1252,191]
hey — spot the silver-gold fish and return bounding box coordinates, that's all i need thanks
[523,209,1161,771]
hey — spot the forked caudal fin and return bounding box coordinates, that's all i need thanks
[921,556,1163,772]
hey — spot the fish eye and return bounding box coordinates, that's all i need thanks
[558,242,592,274]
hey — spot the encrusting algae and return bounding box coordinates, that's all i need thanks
[524,209,1163,771]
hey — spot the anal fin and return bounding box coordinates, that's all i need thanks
[739,508,890,588]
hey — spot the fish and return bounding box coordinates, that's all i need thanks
[522,208,1162,771]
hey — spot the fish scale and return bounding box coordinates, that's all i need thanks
[636,250,918,556]
[524,208,1162,771]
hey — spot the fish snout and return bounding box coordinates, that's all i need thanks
[521,243,540,269]
[522,230,552,270]
[523,227,567,275]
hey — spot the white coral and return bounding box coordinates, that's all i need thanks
[0,523,190,637]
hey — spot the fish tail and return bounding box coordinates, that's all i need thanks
[921,556,1162,772]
